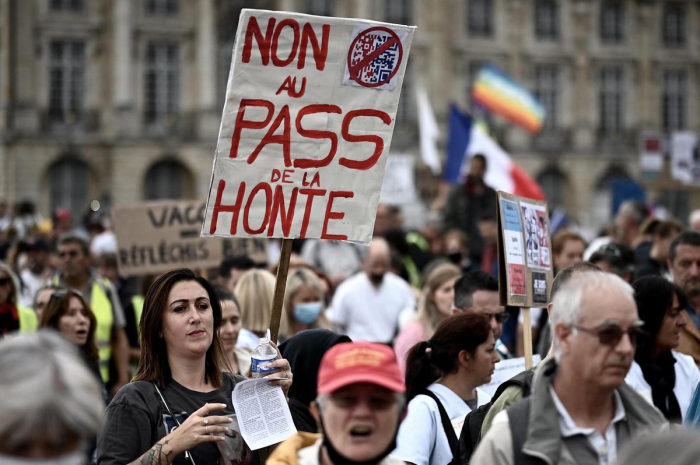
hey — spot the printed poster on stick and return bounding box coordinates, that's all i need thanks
[497,192,554,307]
[202,9,416,244]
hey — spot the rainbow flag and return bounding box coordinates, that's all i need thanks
[472,66,545,134]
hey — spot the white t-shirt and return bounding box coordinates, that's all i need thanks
[391,383,491,465]
[19,269,45,308]
[326,272,415,343]
[625,351,700,420]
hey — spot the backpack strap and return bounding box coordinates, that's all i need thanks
[421,390,459,465]
[507,397,547,465]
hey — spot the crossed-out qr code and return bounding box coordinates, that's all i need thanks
[350,34,400,84]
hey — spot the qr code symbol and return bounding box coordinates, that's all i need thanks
[350,33,400,85]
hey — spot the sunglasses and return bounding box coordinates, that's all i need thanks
[0,277,12,286]
[48,289,83,302]
[329,394,398,411]
[59,250,80,259]
[489,311,510,324]
[572,324,647,347]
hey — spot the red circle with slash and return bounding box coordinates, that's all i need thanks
[347,26,403,88]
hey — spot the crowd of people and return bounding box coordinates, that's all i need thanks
[3,160,700,464]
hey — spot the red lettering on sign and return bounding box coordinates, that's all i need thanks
[322,190,353,240]
[282,169,294,183]
[275,76,307,98]
[248,104,291,167]
[268,185,299,237]
[294,104,342,169]
[230,99,275,159]
[243,182,272,235]
[242,16,275,66]
[271,19,300,67]
[209,180,246,235]
[299,188,326,238]
[339,109,391,170]
[270,169,281,183]
[298,23,330,70]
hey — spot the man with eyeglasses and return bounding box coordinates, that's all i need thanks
[48,234,130,397]
[267,341,406,465]
[453,271,511,359]
[473,271,667,465]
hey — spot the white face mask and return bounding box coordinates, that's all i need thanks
[0,451,85,465]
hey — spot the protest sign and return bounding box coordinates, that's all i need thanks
[479,355,542,398]
[379,154,418,205]
[497,191,553,368]
[113,201,268,277]
[202,9,416,246]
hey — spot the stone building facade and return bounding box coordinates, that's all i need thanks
[1,0,699,232]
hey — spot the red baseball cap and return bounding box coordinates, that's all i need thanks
[317,341,405,394]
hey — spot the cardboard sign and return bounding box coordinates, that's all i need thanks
[114,201,268,277]
[202,10,416,245]
[497,192,554,307]
[479,355,542,398]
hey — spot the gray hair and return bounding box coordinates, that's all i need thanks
[550,272,635,352]
[0,330,104,452]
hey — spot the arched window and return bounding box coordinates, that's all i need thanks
[536,166,566,210]
[49,158,90,216]
[144,159,193,200]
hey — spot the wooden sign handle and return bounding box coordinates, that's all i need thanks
[269,239,294,343]
[522,307,533,369]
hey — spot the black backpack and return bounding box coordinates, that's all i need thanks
[420,368,535,465]
[458,368,535,465]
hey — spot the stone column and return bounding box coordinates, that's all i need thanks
[197,0,219,139]
[113,0,132,108]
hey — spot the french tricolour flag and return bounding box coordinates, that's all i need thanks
[444,105,545,201]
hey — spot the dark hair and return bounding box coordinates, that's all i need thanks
[669,231,700,263]
[552,230,586,256]
[589,242,635,275]
[551,262,601,300]
[214,285,241,315]
[654,220,683,240]
[39,289,99,370]
[133,268,228,388]
[58,234,90,256]
[633,276,687,353]
[96,252,118,269]
[219,256,256,279]
[405,313,491,401]
[453,271,498,310]
[471,154,487,170]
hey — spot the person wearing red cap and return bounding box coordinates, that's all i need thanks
[267,341,407,465]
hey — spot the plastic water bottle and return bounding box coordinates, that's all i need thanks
[251,329,279,378]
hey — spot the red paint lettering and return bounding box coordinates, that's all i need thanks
[321,190,354,240]
[230,99,275,159]
[242,16,275,66]
[294,104,342,169]
[248,104,291,167]
[282,169,294,183]
[339,110,392,170]
[271,19,300,67]
[242,182,272,235]
[298,188,326,238]
[309,172,321,187]
[209,180,246,235]
[268,185,299,237]
[270,169,282,183]
[298,23,330,71]
[275,76,307,98]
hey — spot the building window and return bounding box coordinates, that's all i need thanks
[145,0,179,16]
[467,0,493,37]
[307,0,335,16]
[599,67,623,135]
[49,158,89,217]
[145,160,187,200]
[662,70,686,132]
[144,42,179,127]
[386,0,412,25]
[534,0,558,40]
[537,167,565,209]
[600,1,623,43]
[663,3,685,47]
[49,40,85,124]
[50,0,83,11]
[534,65,558,129]
[396,65,415,126]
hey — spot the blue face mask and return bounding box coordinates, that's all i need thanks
[293,301,323,325]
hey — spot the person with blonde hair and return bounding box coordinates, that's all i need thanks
[393,262,461,372]
[279,267,331,341]
[235,268,276,347]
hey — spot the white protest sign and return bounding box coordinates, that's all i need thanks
[380,154,417,204]
[202,10,416,245]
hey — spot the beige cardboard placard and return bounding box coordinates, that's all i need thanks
[114,201,268,277]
